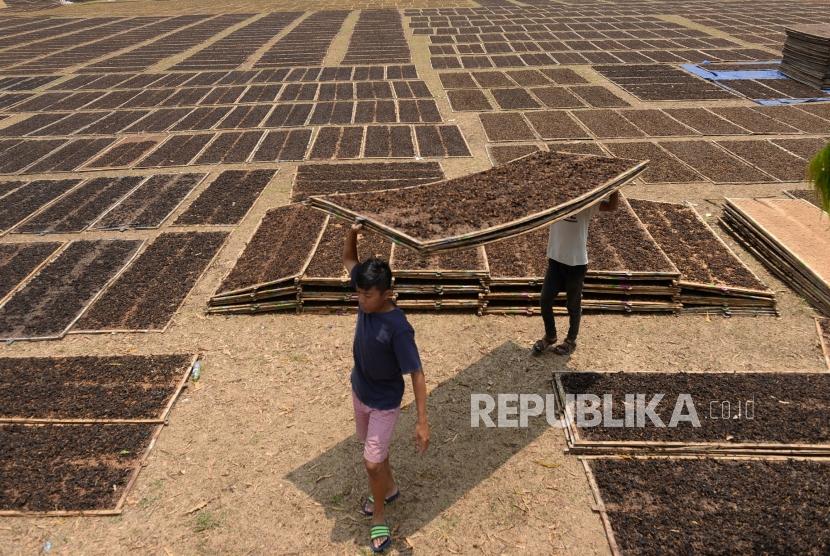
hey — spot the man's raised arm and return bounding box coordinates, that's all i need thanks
[343,222,362,273]
[599,190,620,212]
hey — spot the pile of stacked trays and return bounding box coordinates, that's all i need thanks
[721,197,829,315]
[208,152,776,316]
[632,199,776,315]
[781,25,830,90]
[208,201,775,316]
[207,201,686,316]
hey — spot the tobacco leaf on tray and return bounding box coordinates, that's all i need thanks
[311,151,642,245]
[630,198,767,290]
[217,204,327,294]
[593,458,830,555]
[0,355,193,420]
[561,371,825,442]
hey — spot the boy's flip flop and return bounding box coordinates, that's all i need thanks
[370,523,392,553]
[360,490,400,516]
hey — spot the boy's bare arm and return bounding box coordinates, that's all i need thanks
[599,190,620,212]
[343,222,362,273]
[410,370,430,453]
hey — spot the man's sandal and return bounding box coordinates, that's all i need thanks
[553,338,577,355]
[360,490,400,517]
[532,336,557,355]
[370,523,392,553]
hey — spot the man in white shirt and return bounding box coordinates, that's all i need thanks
[532,191,620,356]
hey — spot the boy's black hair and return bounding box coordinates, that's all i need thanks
[354,257,393,291]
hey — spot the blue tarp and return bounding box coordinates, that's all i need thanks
[756,97,830,105]
[681,62,830,105]
[681,63,784,81]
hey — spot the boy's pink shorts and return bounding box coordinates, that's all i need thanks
[352,390,401,463]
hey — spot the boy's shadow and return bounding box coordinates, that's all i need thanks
[286,341,570,547]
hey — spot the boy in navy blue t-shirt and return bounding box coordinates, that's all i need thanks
[343,222,429,553]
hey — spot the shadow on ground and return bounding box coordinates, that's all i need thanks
[286,341,571,548]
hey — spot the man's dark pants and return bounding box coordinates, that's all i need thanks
[540,258,587,342]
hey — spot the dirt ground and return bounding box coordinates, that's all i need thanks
[0,172,824,554]
[0,0,828,554]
